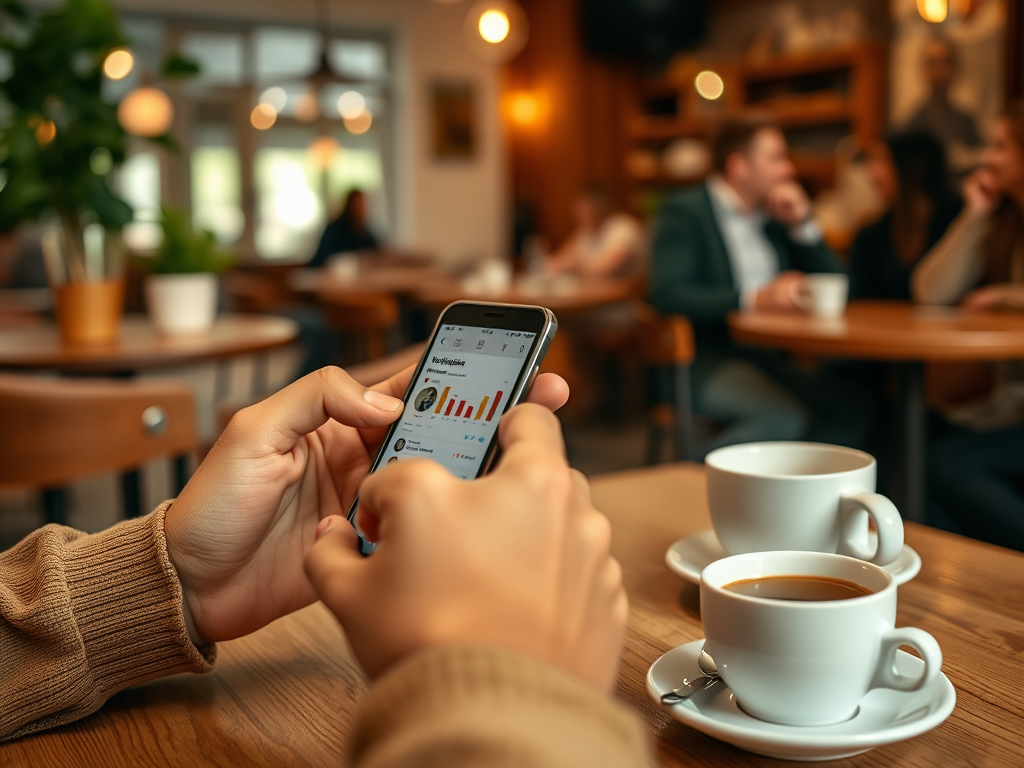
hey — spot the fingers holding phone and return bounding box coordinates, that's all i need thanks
[305,403,627,693]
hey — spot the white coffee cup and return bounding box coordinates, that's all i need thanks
[792,273,848,319]
[705,442,903,566]
[700,550,942,726]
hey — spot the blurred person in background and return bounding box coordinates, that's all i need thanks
[1,368,649,766]
[849,131,962,301]
[309,189,380,268]
[912,103,1024,551]
[546,184,646,281]
[648,114,871,456]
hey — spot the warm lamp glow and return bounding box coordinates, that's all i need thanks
[695,70,725,100]
[294,93,318,123]
[250,103,277,130]
[343,110,373,134]
[309,135,340,169]
[259,86,288,112]
[32,118,56,147]
[117,87,173,137]
[103,48,134,81]
[917,0,948,22]
[508,92,540,126]
[479,9,511,43]
[337,91,366,120]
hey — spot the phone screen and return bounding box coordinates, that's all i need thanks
[374,323,538,479]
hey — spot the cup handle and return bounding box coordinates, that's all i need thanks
[788,278,811,311]
[872,627,943,693]
[838,492,904,566]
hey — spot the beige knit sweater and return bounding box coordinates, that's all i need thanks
[0,507,649,767]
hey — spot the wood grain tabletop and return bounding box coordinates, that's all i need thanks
[0,314,299,373]
[728,300,1024,361]
[3,463,1021,767]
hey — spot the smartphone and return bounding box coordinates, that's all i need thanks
[348,301,558,552]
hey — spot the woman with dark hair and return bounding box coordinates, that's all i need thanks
[912,104,1024,551]
[848,131,961,300]
[309,189,379,267]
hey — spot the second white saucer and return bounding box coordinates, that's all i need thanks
[665,530,922,586]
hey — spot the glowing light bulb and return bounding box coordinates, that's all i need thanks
[917,0,948,22]
[250,103,277,130]
[344,110,373,135]
[337,91,366,120]
[695,70,725,101]
[103,49,134,80]
[117,87,173,137]
[508,92,540,126]
[479,9,510,43]
[309,135,340,169]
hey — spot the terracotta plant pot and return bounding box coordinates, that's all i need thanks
[53,278,125,346]
[145,273,219,337]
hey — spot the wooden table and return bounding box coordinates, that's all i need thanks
[413,275,637,316]
[728,301,1024,522]
[288,265,446,298]
[0,314,299,518]
[5,463,1020,767]
[0,314,298,375]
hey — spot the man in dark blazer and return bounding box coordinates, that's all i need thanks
[649,115,871,456]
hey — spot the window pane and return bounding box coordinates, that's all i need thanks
[120,152,161,251]
[253,27,319,83]
[192,148,243,244]
[255,129,326,259]
[329,39,387,80]
[181,32,244,86]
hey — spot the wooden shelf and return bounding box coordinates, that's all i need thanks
[629,117,707,141]
[741,46,873,83]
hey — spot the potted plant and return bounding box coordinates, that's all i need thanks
[140,206,235,337]
[0,0,134,344]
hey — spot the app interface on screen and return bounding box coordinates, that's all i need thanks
[376,324,537,479]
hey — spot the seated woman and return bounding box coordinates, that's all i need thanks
[309,189,379,268]
[849,131,961,300]
[546,185,646,280]
[912,104,1024,551]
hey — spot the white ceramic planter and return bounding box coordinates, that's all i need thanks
[145,273,218,336]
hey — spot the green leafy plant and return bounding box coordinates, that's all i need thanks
[140,206,235,275]
[0,0,132,233]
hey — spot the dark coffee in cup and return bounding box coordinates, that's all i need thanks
[724,575,873,601]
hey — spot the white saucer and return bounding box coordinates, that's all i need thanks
[666,530,922,586]
[647,640,955,761]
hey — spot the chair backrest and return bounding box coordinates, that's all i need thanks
[319,291,400,332]
[634,302,695,366]
[0,374,197,488]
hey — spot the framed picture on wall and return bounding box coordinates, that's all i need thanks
[431,82,476,160]
[889,0,1006,178]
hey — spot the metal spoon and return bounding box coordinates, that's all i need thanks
[660,648,721,705]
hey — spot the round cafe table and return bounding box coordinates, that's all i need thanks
[0,313,299,518]
[728,300,1024,522]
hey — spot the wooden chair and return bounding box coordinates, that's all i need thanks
[319,290,401,364]
[0,374,197,525]
[634,302,696,464]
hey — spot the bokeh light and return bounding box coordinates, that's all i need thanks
[90,147,113,175]
[33,118,56,147]
[344,110,373,134]
[337,91,366,120]
[508,92,540,126]
[309,135,340,169]
[294,93,318,122]
[103,48,134,80]
[250,103,277,130]
[259,86,288,113]
[695,70,725,101]
[117,87,173,137]
[479,9,510,43]
[917,0,948,22]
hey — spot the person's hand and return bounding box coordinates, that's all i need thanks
[754,271,805,312]
[765,181,812,227]
[305,404,628,693]
[963,169,1002,219]
[164,366,570,645]
[962,284,1010,310]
